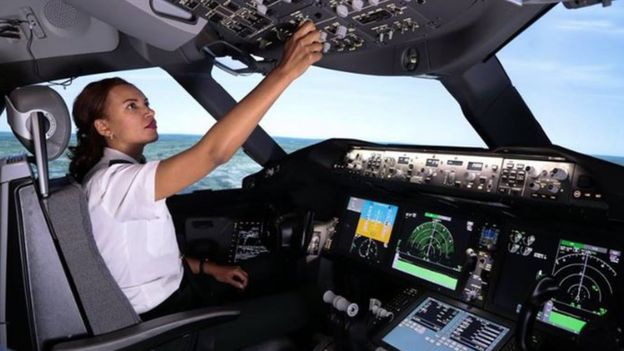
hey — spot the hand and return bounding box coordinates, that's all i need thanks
[205,263,249,290]
[274,21,324,82]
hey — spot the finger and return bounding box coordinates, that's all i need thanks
[308,52,323,64]
[300,30,322,46]
[226,275,243,289]
[291,21,316,41]
[308,42,324,53]
[233,271,248,287]
[228,271,246,288]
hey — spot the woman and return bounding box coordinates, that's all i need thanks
[69,22,323,349]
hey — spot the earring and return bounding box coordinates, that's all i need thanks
[108,133,115,140]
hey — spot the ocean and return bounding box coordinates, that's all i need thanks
[1,132,623,193]
[0,132,319,193]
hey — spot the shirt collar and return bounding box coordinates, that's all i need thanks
[101,147,140,165]
[82,148,141,184]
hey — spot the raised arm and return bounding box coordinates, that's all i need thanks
[155,22,322,200]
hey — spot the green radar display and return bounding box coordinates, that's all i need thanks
[536,239,621,334]
[392,210,474,290]
[405,220,455,266]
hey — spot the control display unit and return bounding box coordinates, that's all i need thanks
[380,297,510,351]
[391,209,474,290]
[494,229,621,334]
[229,220,270,262]
[342,197,399,264]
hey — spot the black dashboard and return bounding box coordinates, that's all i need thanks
[172,139,624,350]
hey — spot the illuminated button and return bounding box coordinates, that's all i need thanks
[573,190,582,198]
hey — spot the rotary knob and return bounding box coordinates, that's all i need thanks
[465,172,477,182]
[336,25,348,39]
[525,166,539,179]
[528,182,541,191]
[550,168,568,181]
[336,4,349,17]
[547,183,560,194]
[352,0,364,11]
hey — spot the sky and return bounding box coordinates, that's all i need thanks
[1,2,623,156]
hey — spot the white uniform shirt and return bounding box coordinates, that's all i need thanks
[83,147,183,314]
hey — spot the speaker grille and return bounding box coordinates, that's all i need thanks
[43,0,79,29]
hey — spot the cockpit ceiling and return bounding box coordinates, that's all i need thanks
[0,0,120,64]
[0,0,552,80]
[157,0,553,75]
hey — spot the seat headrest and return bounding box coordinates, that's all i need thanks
[5,85,72,160]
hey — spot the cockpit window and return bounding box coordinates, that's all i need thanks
[0,67,261,191]
[498,3,624,166]
[212,66,487,151]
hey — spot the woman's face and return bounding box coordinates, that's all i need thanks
[95,84,158,148]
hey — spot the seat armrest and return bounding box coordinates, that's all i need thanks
[51,307,240,351]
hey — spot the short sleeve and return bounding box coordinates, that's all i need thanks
[85,160,166,221]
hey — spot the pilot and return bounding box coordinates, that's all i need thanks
[68,21,323,349]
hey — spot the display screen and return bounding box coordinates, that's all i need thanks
[447,160,464,166]
[468,162,484,171]
[381,297,510,351]
[391,210,474,290]
[539,239,620,333]
[344,197,399,264]
[230,221,270,262]
[426,159,440,167]
[494,229,621,334]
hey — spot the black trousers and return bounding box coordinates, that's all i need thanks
[139,256,309,350]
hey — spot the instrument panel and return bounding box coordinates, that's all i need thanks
[241,139,624,348]
[327,193,623,339]
[335,147,605,204]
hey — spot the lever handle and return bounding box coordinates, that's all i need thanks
[516,275,560,351]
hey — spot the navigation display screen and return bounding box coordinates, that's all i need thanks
[494,229,621,334]
[539,239,620,334]
[381,297,510,351]
[391,209,474,290]
[344,197,399,264]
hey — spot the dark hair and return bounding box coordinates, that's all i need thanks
[69,77,132,182]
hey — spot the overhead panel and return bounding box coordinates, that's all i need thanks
[166,0,477,54]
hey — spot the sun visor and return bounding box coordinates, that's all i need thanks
[65,0,208,51]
